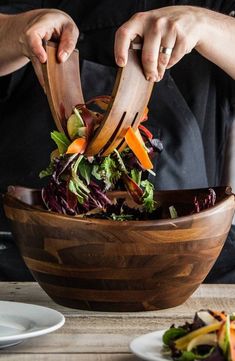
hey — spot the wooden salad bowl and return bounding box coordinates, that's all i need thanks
[3,186,235,312]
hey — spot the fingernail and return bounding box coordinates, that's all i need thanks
[36,51,47,63]
[146,75,157,82]
[60,51,69,62]
[116,56,126,67]
[39,54,46,63]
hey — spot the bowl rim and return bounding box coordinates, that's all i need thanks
[3,185,235,227]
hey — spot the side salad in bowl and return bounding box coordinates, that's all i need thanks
[162,310,235,361]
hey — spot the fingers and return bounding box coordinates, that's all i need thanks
[115,12,176,81]
[157,43,176,80]
[20,10,79,66]
[57,21,79,63]
[114,26,136,67]
[18,10,79,92]
[141,29,161,82]
[141,24,176,81]
[139,16,177,81]
[115,8,198,82]
[166,34,190,69]
[114,13,145,67]
[20,30,47,63]
[114,26,131,67]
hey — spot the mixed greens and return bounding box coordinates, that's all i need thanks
[40,96,163,219]
[40,95,217,220]
[162,310,235,361]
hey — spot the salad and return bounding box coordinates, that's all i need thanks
[40,95,216,220]
[40,95,163,218]
[162,309,235,361]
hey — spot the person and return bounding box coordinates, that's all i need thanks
[0,0,234,282]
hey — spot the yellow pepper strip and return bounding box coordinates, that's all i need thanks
[175,322,222,350]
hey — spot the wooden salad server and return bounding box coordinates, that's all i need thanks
[42,40,154,156]
[41,41,84,133]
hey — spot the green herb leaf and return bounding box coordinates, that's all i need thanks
[113,149,128,174]
[100,154,122,190]
[176,351,198,361]
[72,155,84,173]
[140,179,156,213]
[78,158,92,185]
[175,349,215,361]
[163,327,187,346]
[91,164,102,180]
[39,161,55,178]
[69,155,91,204]
[51,131,70,154]
[131,169,142,186]
[69,179,85,204]
[109,213,134,221]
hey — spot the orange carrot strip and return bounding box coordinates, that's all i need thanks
[230,328,235,361]
[125,127,153,170]
[66,138,87,154]
[209,310,227,321]
[231,320,235,330]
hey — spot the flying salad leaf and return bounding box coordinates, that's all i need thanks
[131,169,142,186]
[51,131,70,154]
[78,157,92,185]
[141,179,157,213]
[69,155,90,204]
[100,154,122,190]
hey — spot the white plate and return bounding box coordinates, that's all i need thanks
[0,301,65,348]
[130,329,171,361]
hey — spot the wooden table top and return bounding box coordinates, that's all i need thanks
[0,282,235,360]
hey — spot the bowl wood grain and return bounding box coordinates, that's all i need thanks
[3,186,235,311]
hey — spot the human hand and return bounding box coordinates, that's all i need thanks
[114,6,203,82]
[19,9,79,88]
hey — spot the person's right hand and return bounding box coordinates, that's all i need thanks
[18,9,79,88]
[19,9,78,63]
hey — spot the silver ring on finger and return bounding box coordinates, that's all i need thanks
[159,46,173,56]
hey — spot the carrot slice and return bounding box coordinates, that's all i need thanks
[125,127,153,170]
[209,310,227,322]
[230,328,235,361]
[66,138,87,154]
[231,320,235,330]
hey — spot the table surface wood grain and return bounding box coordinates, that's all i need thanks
[0,282,235,360]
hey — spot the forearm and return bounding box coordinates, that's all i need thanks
[195,8,235,80]
[0,12,36,75]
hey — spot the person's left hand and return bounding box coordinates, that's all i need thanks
[114,6,203,82]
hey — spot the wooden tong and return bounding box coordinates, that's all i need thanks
[42,40,154,156]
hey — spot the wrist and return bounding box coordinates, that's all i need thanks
[186,6,207,49]
[194,8,229,52]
